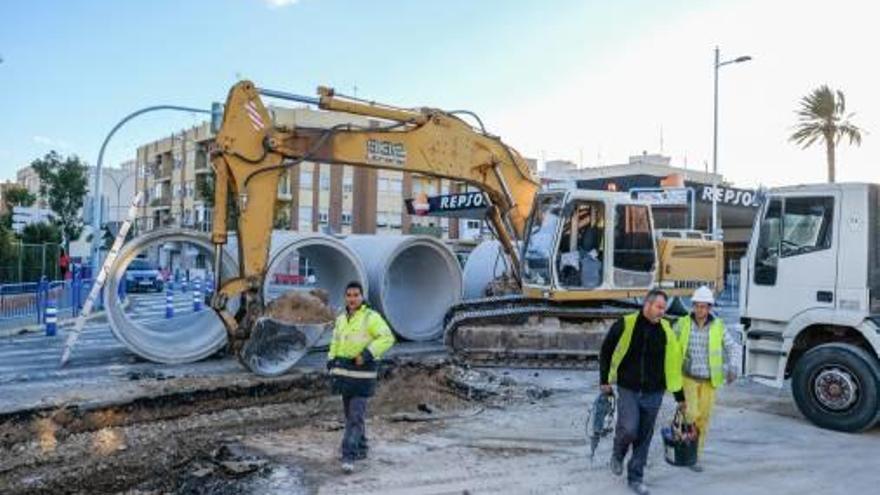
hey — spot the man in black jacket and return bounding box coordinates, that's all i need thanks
[599,289,686,495]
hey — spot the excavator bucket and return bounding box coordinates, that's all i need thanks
[239,317,331,376]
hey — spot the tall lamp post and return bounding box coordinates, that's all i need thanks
[91,105,212,265]
[711,46,751,240]
[104,169,137,226]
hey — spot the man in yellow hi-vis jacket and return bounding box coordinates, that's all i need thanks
[327,281,395,473]
[674,286,738,472]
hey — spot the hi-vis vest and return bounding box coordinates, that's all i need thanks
[608,313,683,394]
[328,305,395,379]
[677,315,725,388]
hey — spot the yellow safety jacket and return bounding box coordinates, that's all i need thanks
[328,305,395,390]
[608,312,683,394]
[677,315,725,388]
[329,304,395,360]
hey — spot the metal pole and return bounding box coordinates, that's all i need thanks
[91,105,211,266]
[711,46,720,239]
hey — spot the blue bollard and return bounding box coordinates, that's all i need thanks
[37,276,49,324]
[192,278,202,312]
[45,299,58,336]
[181,279,188,293]
[165,288,174,319]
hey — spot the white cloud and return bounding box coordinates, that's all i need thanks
[264,0,299,8]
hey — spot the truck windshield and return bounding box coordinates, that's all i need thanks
[522,194,564,286]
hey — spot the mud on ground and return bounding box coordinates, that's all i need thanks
[0,360,547,494]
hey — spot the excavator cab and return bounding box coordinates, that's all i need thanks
[520,190,657,301]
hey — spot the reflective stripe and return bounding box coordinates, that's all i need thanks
[330,367,378,379]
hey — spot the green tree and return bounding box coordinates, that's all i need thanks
[196,174,215,207]
[1,185,36,229]
[3,185,36,210]
[790,85,865,183]
[0,223,17,281]
[20,222,63,244]
[31,151,89,247]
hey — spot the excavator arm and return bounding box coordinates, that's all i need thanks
[209,81,539,350]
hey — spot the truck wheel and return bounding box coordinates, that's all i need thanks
[791,343,880,432]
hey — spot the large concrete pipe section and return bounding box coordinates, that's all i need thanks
[104,229,240,364]
[463,240,507,300]
[226,231,368,314]
[344,235,462,341]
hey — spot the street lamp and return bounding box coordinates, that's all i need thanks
[103,169,137,226]
[91,105,212,265]
[711,46,752,240]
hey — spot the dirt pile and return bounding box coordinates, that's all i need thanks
[265,289,334,324]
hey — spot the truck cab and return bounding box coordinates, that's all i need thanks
[741,183,880,431]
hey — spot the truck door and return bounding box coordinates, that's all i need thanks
[745,193,838,384]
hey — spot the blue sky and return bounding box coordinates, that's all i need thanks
[2,0,878,187]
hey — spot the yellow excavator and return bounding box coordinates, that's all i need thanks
[209,81,723,373]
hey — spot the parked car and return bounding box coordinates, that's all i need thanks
[124,259,164,293]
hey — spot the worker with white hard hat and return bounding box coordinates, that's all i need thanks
[673,286,739,472]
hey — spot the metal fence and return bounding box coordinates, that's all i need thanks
[0,268,103,329]
[0,241,62,284]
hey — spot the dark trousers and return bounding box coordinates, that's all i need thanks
[613,387,663,483]
[341,395,368,462]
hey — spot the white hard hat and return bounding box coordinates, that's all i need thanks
[692,286,715,305]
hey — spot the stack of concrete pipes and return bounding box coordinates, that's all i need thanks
[103,229,464,365]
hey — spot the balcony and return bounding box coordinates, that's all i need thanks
[150,196,172,209]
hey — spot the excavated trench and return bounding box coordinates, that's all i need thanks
[0,360,543,495]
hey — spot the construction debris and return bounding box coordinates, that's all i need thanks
[265,289,335,324]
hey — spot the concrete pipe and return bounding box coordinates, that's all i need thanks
[344,235,462,341]
[104,228,240,364]
[226,231,368,314]
[463,240,508,300]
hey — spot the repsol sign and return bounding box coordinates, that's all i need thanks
[698,185,761,208]
[405,191,488,218]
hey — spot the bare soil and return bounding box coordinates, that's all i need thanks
[264,290,334,324]
[0,360,536,495]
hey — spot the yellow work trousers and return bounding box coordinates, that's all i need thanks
[682,376,716,455]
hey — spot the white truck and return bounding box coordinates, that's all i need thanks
[741,182,880,432]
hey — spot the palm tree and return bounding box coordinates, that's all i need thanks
[790,85,864,183]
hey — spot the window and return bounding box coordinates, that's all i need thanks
[342,213,352,225]
[613,205,655,285]
[299,206,312,224]
[466,220,481,230]
[522,194,564,286]
[390,179,402,193]
[186,181,194,198]
[319,212,329,224]
[754,198,782,286]
[301,170,313,189]
[319,169,330,190]
[556,202,604,289]
[780,197,833,256]
[754,196,833,286]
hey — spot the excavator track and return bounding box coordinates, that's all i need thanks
[443,297,641,369]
